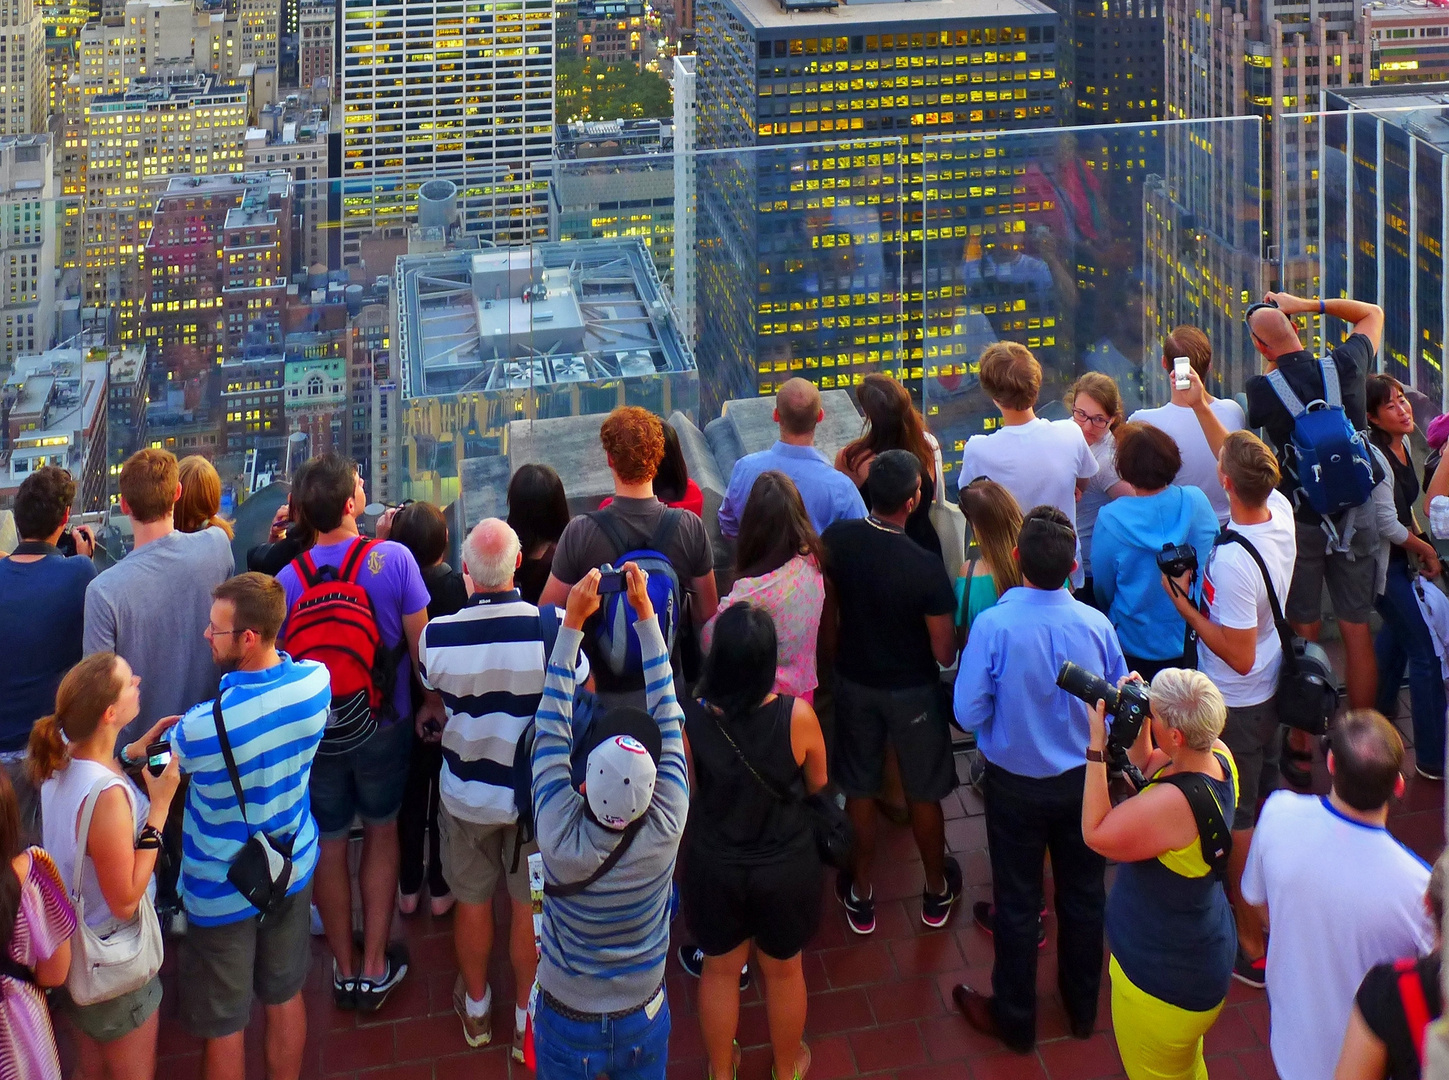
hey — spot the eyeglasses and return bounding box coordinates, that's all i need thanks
[205,623,242,637]
[1071,408,1111,429]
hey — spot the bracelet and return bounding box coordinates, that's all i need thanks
[1319,299,1326,314]
[117,743,140,769]
[1086,748,1107,763]
[135,825,162,851]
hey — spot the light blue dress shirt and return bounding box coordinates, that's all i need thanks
[954,586,1128,779]
[717,441,868,539]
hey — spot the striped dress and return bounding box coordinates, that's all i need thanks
[171,655,331,927]
[1,849,76,1080]
[532,615,689,1014]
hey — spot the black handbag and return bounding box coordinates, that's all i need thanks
[706,703,855,871]
[213,698,295,917]
[1214,531,1339,735]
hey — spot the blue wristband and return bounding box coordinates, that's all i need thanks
[1319,299,1325,314]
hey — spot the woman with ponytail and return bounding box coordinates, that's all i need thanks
[175,455,234,539]
[31,653,180,1080]
[0,768,76,1080]
[681,604,829,1080]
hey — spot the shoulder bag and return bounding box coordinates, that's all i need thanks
[65,777,163,1006]
[706,703,854,871]
[1215,530,1339,735]
[213,698,295,917]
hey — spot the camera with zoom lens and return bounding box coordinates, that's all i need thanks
[1155,542,1198,580]
[1056,661,1150,756]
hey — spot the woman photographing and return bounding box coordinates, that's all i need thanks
[1081,668,1238,1080]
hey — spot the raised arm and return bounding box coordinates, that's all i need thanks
[629,564,689,835]
[1180,368,1231,459]
[1266,291,1384,354]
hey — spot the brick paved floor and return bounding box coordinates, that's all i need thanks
[152,690,1445,1080]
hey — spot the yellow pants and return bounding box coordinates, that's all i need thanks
[1109,955,1225,1080]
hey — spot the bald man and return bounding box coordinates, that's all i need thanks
[717,377,867,539]
[1244,291,1385,717]
[417,517,592,1055]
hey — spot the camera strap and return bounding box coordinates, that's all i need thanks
[1213,530,1299,676]
[1146,768,1232,879]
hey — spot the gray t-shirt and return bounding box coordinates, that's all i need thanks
[83,526,234,744]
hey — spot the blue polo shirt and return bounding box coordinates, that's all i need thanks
[717,441,867,539]
[953,587,1127,779]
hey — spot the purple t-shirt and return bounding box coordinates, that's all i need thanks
[278,537,430,721]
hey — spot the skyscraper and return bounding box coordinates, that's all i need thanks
[0,0,47,134]
[338,0,555,272]
[0,134,54,368]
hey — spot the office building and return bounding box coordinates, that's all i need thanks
[297,0,333,90]
[393,237,696,504]
[0,0,46,136]
[577,0,651,66]
[106,342,146,466]
[283,330,346,456]
[0,347,107,510]
[244,95,330,267]
[338,0,555,272]
[673,53,696,344]
[555,117,670,158]
[548,155,674,278]
[82,73,249,336]
[694,0,1059,423]
[0,134,54,370]
[219,350,283,458]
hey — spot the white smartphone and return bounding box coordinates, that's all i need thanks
[1173,356,1192,391]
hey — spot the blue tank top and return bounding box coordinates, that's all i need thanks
[1104,749,1238,1012]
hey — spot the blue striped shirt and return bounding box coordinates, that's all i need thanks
[532,616,688,1013]
[171,655,331,927]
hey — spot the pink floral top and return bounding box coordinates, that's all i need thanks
[2,848,76,1080]
[703,555,825,698]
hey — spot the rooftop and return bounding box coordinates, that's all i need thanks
[3,348,108,446]
[108,345,147,387]
[395,238,694,401]
[719,0,1051,32]
[1363,0,1449,19]
[1329,81,1449,147]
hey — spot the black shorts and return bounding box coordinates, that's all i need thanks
[833,676,957,803]
[682,845,823,960]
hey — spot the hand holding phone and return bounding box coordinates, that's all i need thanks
[1173,356,1192,391]
[145,740,173,777]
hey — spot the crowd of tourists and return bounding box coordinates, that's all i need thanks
[0,288,1444,1080]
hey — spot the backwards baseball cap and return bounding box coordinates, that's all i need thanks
[580,707,661,830]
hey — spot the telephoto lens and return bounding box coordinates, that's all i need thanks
[1056,661,1119,714]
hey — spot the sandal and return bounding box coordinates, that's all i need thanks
[707,1040,741,1080]
[1279,730,1313,789]
[772,1042,812,1080]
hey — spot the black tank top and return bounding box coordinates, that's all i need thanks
[682,694,814,864]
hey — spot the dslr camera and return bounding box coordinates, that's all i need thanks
[1156,543,1198,580]
[1057,662,1150,787]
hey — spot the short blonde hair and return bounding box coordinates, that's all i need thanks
[1148,668,1226,751]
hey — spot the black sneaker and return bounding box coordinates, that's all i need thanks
[1232,947,1266,989]
[834,871,876,935]
[354,942,410,1012]
[971,901,1046,947]
[676,944,751,990]
[922,857,963,928]
[332,962,357,1010]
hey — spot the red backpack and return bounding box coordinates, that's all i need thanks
[284,538,398,755]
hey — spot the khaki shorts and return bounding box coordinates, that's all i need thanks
[178,878,314,1039]
[438,808,534,906]
[1286,520,1376,626]
[61,975,162,1043]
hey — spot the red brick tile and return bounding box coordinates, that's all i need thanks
[871,898,917,941]
[897,1063,971,1080]
[431,1044,514,1080]
[396,1013,473,1062]
[358,969,432,1023]
[966,1050,1050,1080]
[322,1022,394,1075]
[849,1021,927,1073]
[1204,1004,1263,1054]
[918,1012,1008,1062]
[819,942,896,988]
[800,1035,857,1080]
[804,988,875,1035]
[870,977,948,1024]
[736,1001,773,1048]
[1036,1033,1122,1080]
[873,861,928,903]
[357,1064,435,1080]
[1238,998,1271,1048]
[889,933,964,978]
[1204,1054,1248,1080]
[945,816,987,855]
[668,1013,707,1062]
[1231,1046,1280,1080]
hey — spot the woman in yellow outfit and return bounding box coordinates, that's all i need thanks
[1081,668,1239,1080]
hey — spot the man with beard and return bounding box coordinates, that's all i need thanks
[169,572,332,1080]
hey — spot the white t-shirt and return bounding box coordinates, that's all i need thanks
[1241,791,1433,1080]
[1130,398,1247,526]
[1198,490,1296,707]
[959,418,1099,585]
[1076,431,1122,578]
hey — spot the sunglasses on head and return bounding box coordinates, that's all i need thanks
[1243,297,1283,349]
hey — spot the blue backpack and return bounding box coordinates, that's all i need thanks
[586,508,685,681]
[1266,358,1375,518]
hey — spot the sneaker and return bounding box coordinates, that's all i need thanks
[332,962,356,1010]
[921,857,963,928]
[355,943,410,1012]
[512,1022,526,1063]
[1416,762,1444,781]
[971,901,1047,947]
[452,974,492,1049]
[965,750,986,793]
[834,872,875,935]
[1232,947,1266,989]
[676,944,751,990]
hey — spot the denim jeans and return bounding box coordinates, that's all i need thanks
[534,990,670,1080]
[1374,560,1447,774]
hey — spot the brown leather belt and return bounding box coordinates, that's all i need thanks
[540,981,665,1022]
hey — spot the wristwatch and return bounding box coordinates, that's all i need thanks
[1085,748,1107,764]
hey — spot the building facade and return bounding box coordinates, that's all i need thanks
[0,134,54,369]
[1,347,107,510]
